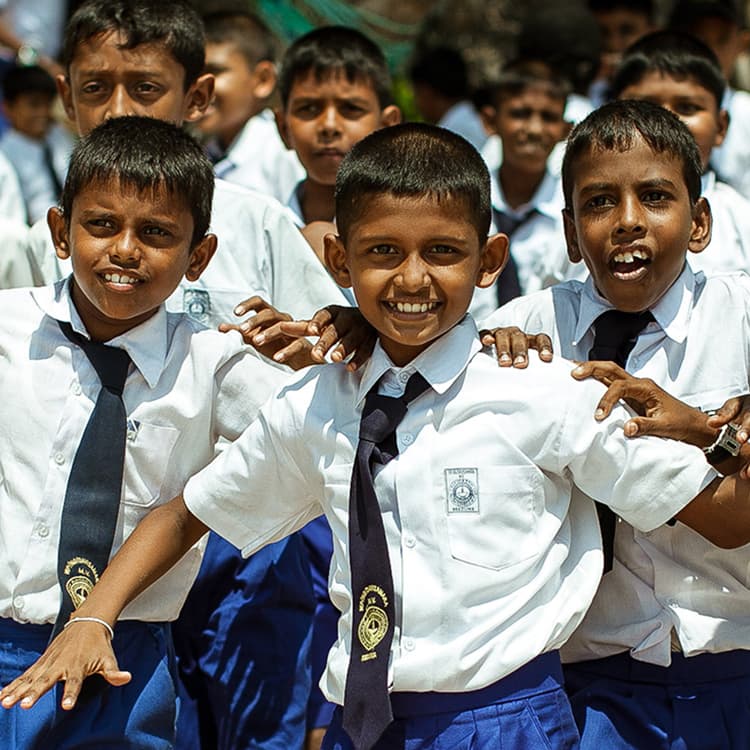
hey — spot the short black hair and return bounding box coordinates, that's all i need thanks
[408,46,469,100]
[489,59,571,108]
[62,116,214,247]
[611,30,725,107]
[2,65,56,102]
[588,0,655,19]
[668,0,746,30]
[562,99,703,209]
[203,11,277,67]
[278,26,392,108]
[62,0,205,89]
[335,122,491,242]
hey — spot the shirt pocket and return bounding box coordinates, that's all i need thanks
[445,465,545,571]
[122,422,180,507]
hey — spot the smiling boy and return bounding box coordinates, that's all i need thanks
[483,99,750,749]
[6,122,748,750]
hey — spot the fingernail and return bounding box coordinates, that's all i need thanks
[62,697,74,708]
[21,697,32,707]
[739,430,748,442]
[573,365,584,375]
[595,408,604,419]
[514,355,526,365]
[253,334,265,344]
[233,305,244,315]
[541,348,552,358]
[499,353,511,364]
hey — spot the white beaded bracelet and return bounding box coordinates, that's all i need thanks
[63,616,114,640]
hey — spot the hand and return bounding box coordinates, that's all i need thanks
[0,620,130,711]
[279,305,376,372]
[571,360,715,445]
[706,395,750,478]
[479,326,553,368]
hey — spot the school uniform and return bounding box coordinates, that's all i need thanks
[208,109,304,204]
[0,147,27,225]
[0,278,287,748]
[687,170,750,276]
[710,87,750,201]
[483,266,750,749]
[182,314,715,749]
[437,100,488,152]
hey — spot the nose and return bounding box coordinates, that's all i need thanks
[526,112,544,136]
[614,194,646,237]
[110,230,141,266]
[104,86,135,120]
[395,254,430,293]
[318,104,341,137]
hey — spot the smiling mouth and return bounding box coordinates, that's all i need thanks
[385,300,440,314]
[103,272,142,285]
[609,248,651,279]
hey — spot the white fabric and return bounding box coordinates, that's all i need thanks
[0,146,27,224]
[24,178,349,325]
[711,87,750,202]
[211,109,304,204]
[438,100,488,152]
[0,278,287,625]
[0,216,31,288]
[483,266,750,666]
[0,124,73,224]
[184,315,714,704]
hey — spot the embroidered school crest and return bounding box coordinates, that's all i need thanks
[183,288,211,325]
[445,467,480,513]
[63,557,100,609]
[356,585,389,661]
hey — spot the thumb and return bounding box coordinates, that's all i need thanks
[707,397,742,428]
[100,667,131,687]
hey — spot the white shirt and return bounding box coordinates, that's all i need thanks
[184,315,714,704]
[0,216,31,288]
[0,124,73,224]
[0,146,26,224]
[210,109,304,204]
[0,278,287,625]
[438,100,488,152]
[483,266,750,665]
[687,170,750,276]
[24,178,349,326]
[711,87,750,202]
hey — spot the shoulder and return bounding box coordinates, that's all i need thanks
[481,282,580,329]
[697,269,750,302]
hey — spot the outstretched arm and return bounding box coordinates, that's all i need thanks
[0,495,207,711]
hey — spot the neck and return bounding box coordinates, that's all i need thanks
[299,178,336,224]
[498,163,545,210]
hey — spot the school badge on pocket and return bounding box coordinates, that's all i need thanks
[445,467,480,513]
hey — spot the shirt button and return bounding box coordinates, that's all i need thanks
[404,534,416,548]
[398,371,410,383]
[54,452,65,465]
[402,434,413,445]
[37,525,49,538]
[13,596,23,610]
[403,637,415,651]
[667,598,678,608]
[71,382,82,396]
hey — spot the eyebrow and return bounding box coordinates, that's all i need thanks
[578,177,678,194]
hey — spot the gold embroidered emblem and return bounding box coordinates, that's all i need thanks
[357,585,389,661]
[63,557,99,609]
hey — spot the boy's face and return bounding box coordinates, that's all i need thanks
[564,136,711,313]
[4,92,54,140]
[593,9,653,80]
[48,177,215,342]
[685,17,749,80]
[277,70,400,187]
[618,71,728,170]
[325,194,507,366]
[485,86,570,175]
[197,40,275,147]
[58,30,213,135]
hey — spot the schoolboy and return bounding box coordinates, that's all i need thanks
[472,59,579,322]
[0,64,74,224]
[275,25,401,227]
[33,3,330,748]
[196,11,303,203]
[668,0,750,200]
[0,115,291,748]
[612,29,750,276]
[8,123,748,750]
[483,99,750,748]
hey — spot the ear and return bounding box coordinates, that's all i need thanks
[476,233,509,288]
[250,61,277,101]
[57,74,76,122]
[480,105,498,135]
[379,104,402,127]
[184,233,218,281]
[183,73,215,123]
[563,207,582,263]
[714,108,729,148]
[275,107,293,149]
[687,196,712,255]
[48,206,70,260]
[323,232,352,287]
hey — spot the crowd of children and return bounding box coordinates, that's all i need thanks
[1,1,750,749]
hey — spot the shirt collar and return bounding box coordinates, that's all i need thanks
[573,264,697,346]
[701,170,716,195]
[490,168,563,220]
[356,315,482,406]
[33,276,170,388]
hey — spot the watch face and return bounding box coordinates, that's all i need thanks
[17,45,38,66]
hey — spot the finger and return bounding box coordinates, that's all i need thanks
[593,381,630,420]
[346,338,375,371]
[252,320,288,346]
[491,329,514,367]
[532,333,553,362]
[306,307,336,336]
[273,338,312,364]
[509,329,530,368]
[100,668,132,688]
[706,397,742,428]
[233,296,266,317]
[279,320,315,338]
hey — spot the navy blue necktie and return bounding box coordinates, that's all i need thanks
[589,309,654,573]
[52,321,131,637]
[493,208,538,307]
[342,372,430,750]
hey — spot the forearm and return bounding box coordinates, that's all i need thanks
[73,495,208,626]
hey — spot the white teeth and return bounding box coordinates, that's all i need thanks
[394,301,437,313]
[613,249,648,264]
[104,273,139,284]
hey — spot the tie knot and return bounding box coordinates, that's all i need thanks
[359,372,430,445]
[589,309,654,367]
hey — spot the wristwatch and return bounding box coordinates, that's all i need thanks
[703,422,741,465]
[16,44,38,66]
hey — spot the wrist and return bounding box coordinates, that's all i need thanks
[63,615,114,639]
[15,43,38,66]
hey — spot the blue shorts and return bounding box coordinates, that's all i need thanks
[0,617,177,750]
[565,650,750,750]
[322,651,579,749]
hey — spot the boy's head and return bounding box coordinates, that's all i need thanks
[276,26,400,188]
[49,115,216,341]
[561,99,710,313]
[326,123,507,366]
[196,12,278,148]
[58,0,213,136]
[668,0,749,80]
[482,60,571,177]
[408,46,470,123]
[587,0,656,81]
[2,65,57,140]
[611,30,728,169]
